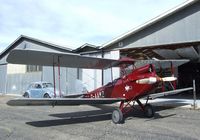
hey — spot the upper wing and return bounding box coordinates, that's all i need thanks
[7,49,189,69]
[147,87,193,99]
[7,98,125,106]
[134,59,189,68]
[6,49,118,69]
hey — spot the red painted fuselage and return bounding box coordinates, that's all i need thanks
[84,64,159,101]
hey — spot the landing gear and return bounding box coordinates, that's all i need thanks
[136,99,155,118]
[144,104,154,118]
[112,99,155,124]
[112,109,123,124]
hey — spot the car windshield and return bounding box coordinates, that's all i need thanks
[42,83,53,88]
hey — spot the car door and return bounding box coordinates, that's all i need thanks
[31,84,43,98]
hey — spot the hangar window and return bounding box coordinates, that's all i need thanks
[26,65,42,72]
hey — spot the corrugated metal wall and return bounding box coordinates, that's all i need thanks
[81,50,120,91]
[82,53,102,91]
[6,72,42,95]
[0,65,7,94]
[42,66,78,94]
[4,66,78,95]
[103,51,120,85]
[107,1,200,50]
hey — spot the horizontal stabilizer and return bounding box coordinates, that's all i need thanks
[7,98,125,106]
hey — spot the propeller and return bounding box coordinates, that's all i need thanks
[136,76,177,84]
[161,77,177,82]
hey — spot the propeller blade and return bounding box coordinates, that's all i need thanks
[161,77,177,82]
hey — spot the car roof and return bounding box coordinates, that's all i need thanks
[30,81,52,85]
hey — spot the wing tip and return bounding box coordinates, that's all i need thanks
[7,100,17,106]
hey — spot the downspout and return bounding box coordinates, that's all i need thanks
[101,49,104,86]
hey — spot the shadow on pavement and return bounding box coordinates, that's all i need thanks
[26,100,189,127]
[150,99,191,109]
[26,110,112,127]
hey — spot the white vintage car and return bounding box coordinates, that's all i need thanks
[23,82,63,98]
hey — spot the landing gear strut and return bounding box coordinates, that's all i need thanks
[111,99,155,124]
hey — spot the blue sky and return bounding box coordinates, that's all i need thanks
[0,0,186,52]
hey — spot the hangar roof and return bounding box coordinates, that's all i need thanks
[0,35,72,59]
[73,43,100,54]
[102,0,198,49]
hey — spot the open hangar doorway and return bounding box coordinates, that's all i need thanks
[120,43,200,99]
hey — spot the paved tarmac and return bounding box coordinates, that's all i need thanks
[0,95,200,140]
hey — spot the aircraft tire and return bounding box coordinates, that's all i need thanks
[144,104,154,118]
[112,108,123,124]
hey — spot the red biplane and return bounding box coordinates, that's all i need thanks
[6,49,193,124]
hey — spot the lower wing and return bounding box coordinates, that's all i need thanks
[7,98,125,106]
[147,87,193,99]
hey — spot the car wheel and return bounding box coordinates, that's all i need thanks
[23,93,29,98]
[43,93,51,98]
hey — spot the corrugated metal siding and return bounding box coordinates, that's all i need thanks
[109,1,200,50]
[6,72,42,94]
[0,65,7,94]
[81,53,103,91]
[22,41,66,52]
[66,68,78,93]
[81,50,120,91]
[0,54,8,64]
[103,51,120,85]
[42,66,69,94]
[7,64,26,74]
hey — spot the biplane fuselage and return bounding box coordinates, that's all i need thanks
[84,64,158,101]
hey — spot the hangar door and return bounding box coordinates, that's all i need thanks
[179,63,200,97]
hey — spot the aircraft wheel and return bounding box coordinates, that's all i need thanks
[144,104,154,118]
[112,109,123,124]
